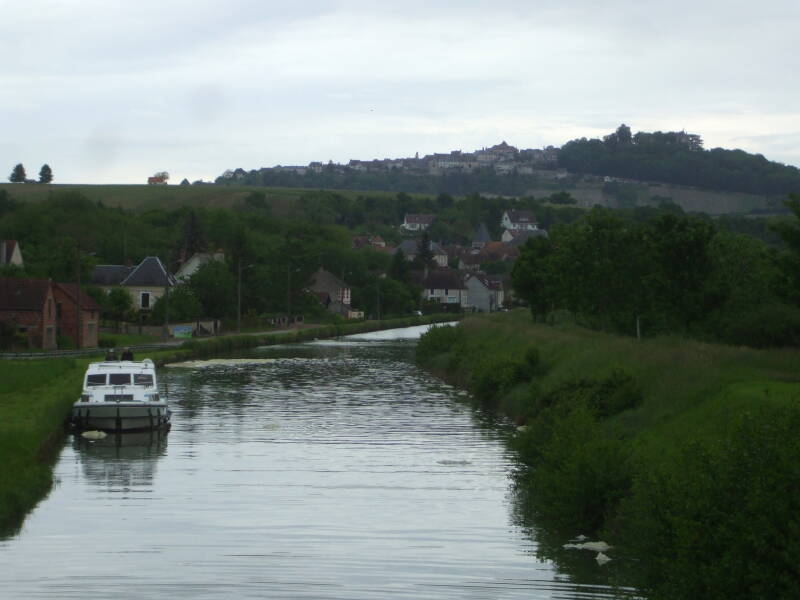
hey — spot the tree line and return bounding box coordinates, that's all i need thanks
[512,196,800,347]
[558,124,800,196]
[8,163,52,184]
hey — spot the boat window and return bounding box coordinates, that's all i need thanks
[109,373,131,385]
[86,374,106,386]
[134,373,154,386]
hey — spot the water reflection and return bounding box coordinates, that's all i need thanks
[73,429,168,489]
[0,327,626,599]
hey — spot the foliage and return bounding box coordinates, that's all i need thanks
[147,285,203,323]
[38,164,52,184]
[620,407,800,599]
[559,125,800,196]
[187,261,236,318]
[9,163,25,183]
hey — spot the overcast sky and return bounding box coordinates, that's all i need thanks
[2,1,799,184]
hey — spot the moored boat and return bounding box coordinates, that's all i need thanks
[71,358,171,432]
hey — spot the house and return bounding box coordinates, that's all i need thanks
[92,257,176,311]
[394,239,448,268]
[175,251,225,282]
[352,235,387,250]
[465,273,505,312]
[418,269,468,307]
[309,268,363,319]
[401,213,435,231]
[0,277,57,349]
[52,282,101,348]
[472,224,491,250]
[147,175,168,185]
[501,210,538,232]
[0,240,24,268]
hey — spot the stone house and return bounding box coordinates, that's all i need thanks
[0,277,57,349]
[310,268,363,319]
[52,282,101,348]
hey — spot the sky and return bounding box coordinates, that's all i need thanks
[2,1,799,184]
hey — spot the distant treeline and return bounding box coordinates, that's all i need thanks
[216,166,561,196]
[559,125,800,196]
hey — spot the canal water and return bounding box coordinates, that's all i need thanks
[0,325,625,599]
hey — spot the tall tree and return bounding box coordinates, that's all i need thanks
[9,163,25,183]
[772,195,800,304]
[38,164,53,184]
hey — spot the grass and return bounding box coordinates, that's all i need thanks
[416,310,800,597]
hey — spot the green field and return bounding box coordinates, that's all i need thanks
[0,183,420,215]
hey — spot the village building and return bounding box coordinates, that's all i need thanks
[52,282,101,348]
[418,269,469,308]
[465,273,505,312]
[0,277,57,349]
[503,228,549,245]
[309,268,363,319]
[472,223,491,250]
[401,213,435,232]
[501,210,539,232]
[91,256,176,312]
[175,251,225,282]
[394,239,449,268]
[0,240,24,268]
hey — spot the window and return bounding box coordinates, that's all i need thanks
[134,374,154,386]
[86,374,106,386]
[109,373,131,385]
[447,296,458,303]
[140,292,150,309]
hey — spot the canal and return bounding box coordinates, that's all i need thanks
[0,325,624,599]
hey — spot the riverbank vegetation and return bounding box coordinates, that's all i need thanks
[416,312,800,599]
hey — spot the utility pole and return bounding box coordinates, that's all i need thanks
[75,245,82,349]
[237,258,242,333]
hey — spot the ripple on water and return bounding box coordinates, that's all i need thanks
[0,336,629,599]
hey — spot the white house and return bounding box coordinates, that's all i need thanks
[501,210,538,232]
[420,269,468,307]
[401,213,435,231]
[175,251,225,282]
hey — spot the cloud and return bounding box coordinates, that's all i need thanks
[1,1,798,182]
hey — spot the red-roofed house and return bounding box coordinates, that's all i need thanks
[53,282,101,348]
[0,277,57,349]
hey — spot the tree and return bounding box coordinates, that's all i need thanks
[38,164,53,184]
[772,195,800,304]
[187,261,236,318]
[9,163,25,183]
[413,231,435,269]
[388,248,410,282]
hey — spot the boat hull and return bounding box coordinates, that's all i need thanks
[71,402,171,432]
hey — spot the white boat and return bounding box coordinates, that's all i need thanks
[71,359,171,432]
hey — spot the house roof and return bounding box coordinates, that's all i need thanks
[504,210,536,224]
[404,213,435,225]
[1,240,21,265]
[0,277,51,311]
[468,273,503,291]
[120,257,176,287]
[91,265,133,286]
[420,269,465,290]
[473,223,491,243]
[310,268,349,293]
[52,282,102,311]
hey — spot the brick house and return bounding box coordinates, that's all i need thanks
[0,277,57,349]
[53,282,101,348]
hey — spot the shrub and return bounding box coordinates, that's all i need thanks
[620,407,800,599]
[415,324,463,364]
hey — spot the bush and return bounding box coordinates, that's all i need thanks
[620,407,800,599]
[415,324,463,364]
[534,368,642,419]
[722,302,800,348]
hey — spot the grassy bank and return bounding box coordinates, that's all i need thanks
[416,311,800,599]
[0,314,454,536]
